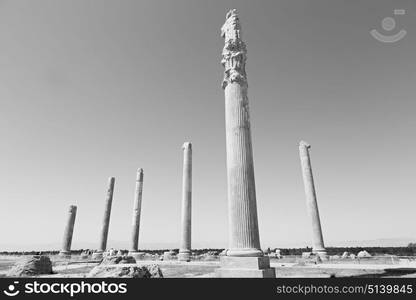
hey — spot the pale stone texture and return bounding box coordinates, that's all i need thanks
[93,177,115,259]
[100,256,136,265]
[217,9,275,278]
[178,142,192,262]
[87,264,163,278]
[8,255,53,277]
[299,141,327,257]
[218,256,275,278]
[59,205,77,257]
[163,251,176,261]
[357,250,372,258]
[128,169,145,259]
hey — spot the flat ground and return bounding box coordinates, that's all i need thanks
[1,255,416,278]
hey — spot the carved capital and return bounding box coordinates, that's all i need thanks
[182,142,192,150]
[136,168,144,181]
[69,205,77,213]
[221,9,247,89]
[299,140,311,149]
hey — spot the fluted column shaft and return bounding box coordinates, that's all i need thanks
[216,9,275,278]
[98,177,115,252]
[224,83,262,257]
[221,9,262,257]
[130,169,144,252]
[299,141,326,253]
[60,205,77,254]
[179,142,192,255]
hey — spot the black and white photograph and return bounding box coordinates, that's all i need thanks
[0,0,415,298]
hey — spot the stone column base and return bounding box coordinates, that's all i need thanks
[216,256,276,278]
[58,251,71,258]
[92,251,104,260]
[163,251,176,261]
[128,251,145,260]
[178,251,191,262]
[313,250,328,261]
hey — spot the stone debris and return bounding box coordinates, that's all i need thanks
[80,253,89,260]
[7,255,53,277]
[87,264,163,278]
[314,255,322,264]
[162,250,176,261]
[100,255,136,265]
[201,253,218,261]
[357,250,372,258]
[106,249,117,257]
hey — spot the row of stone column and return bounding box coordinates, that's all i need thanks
[59,143,192,261]
[58,138,325,263]
[59,11,326,273]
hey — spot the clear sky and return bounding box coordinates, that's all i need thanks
[0,0,415,251]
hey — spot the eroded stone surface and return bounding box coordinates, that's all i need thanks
[130,168,144,253]
[179,143,192,261]
[7,255,53,277]
[299,141,326,255]
[100,255,136,265]
[59,205,77,256]
[357,250,372,258]
[87,264,163,278]
[97,177,115,253]
[163,251,176,261]
[221,8,262,258]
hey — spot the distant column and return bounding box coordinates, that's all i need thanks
[59,205,77,258]
[178,142,192,262]
[299,141,327,257]
[92,177,115,259]
[128,168,145,259]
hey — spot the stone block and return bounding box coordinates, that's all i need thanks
[216,256,275,278]
[220,256,270,269]
[129,252,145,260]
[178,252,191,262]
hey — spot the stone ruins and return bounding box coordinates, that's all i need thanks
[216,9,275,278]
[92,177,115,259]
[128,168,145,259]
[59,205,77,257]
[178,142,192,262]
[55,9,330,278]
[299,141,327,258]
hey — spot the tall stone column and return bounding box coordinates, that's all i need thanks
[217,9,275,278]
[128,168,145,259]
[178,142,192,262]
[59,205,77,258]
[299,141,327,257]
[92,177,115,259]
